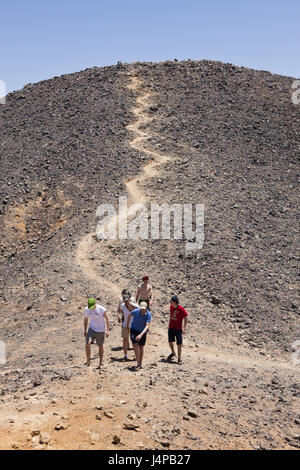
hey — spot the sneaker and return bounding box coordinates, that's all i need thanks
[178,359,182,365]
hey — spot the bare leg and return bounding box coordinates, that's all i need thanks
[138,346,144,367]
[99,345,104,366]
[177,345,182,362]
[133,342,140,364]
[169,342,176,354]
[123,337,128,357]
[86,343,91,366]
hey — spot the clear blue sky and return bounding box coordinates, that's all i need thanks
[1,0,299,93]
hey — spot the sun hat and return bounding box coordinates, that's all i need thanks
[140,301,148,309]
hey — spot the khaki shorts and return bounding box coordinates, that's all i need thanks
[86,328,105,346]
[121,326,129,340]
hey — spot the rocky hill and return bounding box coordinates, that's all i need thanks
[0,60,299,450]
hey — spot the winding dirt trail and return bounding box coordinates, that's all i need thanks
[125,75,171,203]
[75,74,172,292]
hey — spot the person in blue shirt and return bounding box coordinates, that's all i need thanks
[126,301,151,369]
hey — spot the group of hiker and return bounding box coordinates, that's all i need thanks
[83,275,188,370]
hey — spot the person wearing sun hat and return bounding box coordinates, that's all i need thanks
[126,301,151,369]
[135,275,153,310]
[84,297,110,369]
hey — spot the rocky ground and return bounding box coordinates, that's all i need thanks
[0,60,299,450]
[0,322,299,450]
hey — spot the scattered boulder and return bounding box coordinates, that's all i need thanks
[112,435,121,445]
[39,432,51,444]
[55,423,68,431]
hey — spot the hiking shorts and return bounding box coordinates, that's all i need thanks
[121,326,130,340]
[130,329,147,347]
[86,328,105,346]
[168,328,183,345]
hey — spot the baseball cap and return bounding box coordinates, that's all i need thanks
[88,298,96,309]
[140,301,147,309]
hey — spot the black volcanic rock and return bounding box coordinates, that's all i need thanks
[134,60,299,351]
[0,59,299,357]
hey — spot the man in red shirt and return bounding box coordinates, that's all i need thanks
[167,295,188,364]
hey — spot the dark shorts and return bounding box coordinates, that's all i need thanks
[168,328,183,345]
[130,329,147,347]
[86,328,105,346]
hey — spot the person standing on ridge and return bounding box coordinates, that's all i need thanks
[136,276,153,310]
[167,295,188,365]
[84,298,110,369]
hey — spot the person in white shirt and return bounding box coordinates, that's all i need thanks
[84,298,110,369]
[119,294,138,361]
[117,289,136,329]
[117,289,136,317]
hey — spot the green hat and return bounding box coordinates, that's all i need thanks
[88,298,96,309]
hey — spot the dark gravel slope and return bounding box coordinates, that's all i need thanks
[134,60,299,351]
[0,60,299,354]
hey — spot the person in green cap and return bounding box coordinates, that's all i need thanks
[84,298,110,369]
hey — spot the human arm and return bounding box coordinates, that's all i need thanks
[126,312,133,330]
[84,317,88,337]
[135,286,140,302]
[136,322,150,341]
[118,303,124,324]
[129,301,139,310]
[182,317,188,335]
[104,312,110,337]
[149,285,153,306]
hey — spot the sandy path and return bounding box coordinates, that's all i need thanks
[75,74,172,293]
